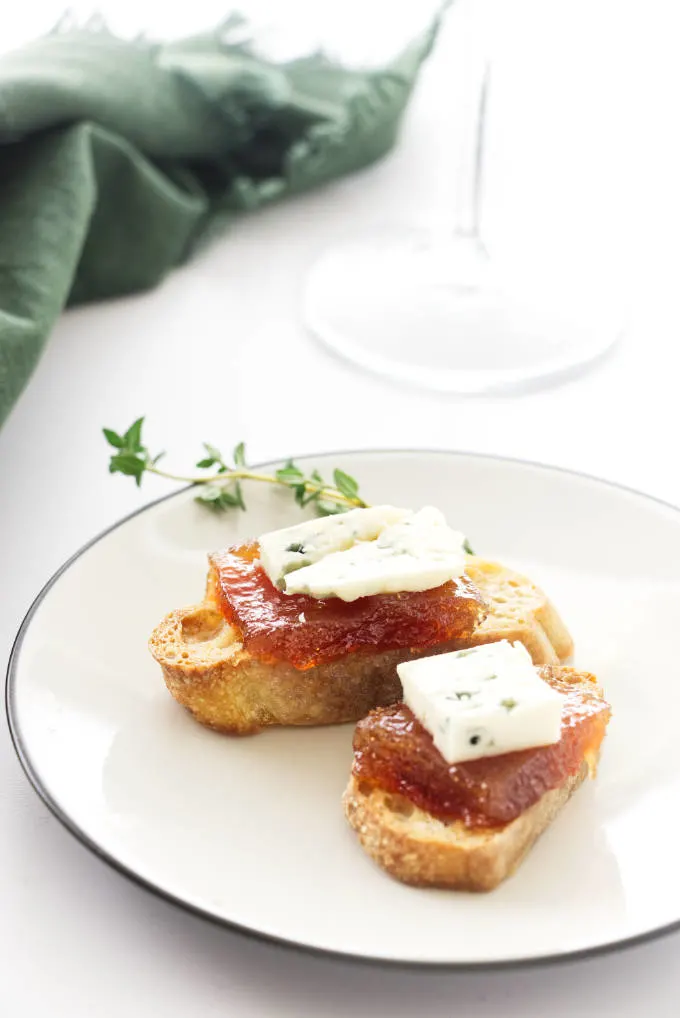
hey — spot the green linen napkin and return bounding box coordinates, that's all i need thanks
[0,13,442,428]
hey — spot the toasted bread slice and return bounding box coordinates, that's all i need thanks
[342,764,589,892]
[463,557,573,664]
[149,559,572,734]
[342,666,604,891]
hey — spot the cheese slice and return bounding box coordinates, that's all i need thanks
[397,641,563,764]
[258,505,409,590]
[262,505,467,602]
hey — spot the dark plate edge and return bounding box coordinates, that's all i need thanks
[6,447,680,971]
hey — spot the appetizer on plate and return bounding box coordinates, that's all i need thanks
[149,505,572,733]
[343,641,610,890]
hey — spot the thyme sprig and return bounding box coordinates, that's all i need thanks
[103,418,367,516]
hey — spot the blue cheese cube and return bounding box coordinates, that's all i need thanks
[258,505,408,591]
[397,641,563,764]
[258,505,468,602]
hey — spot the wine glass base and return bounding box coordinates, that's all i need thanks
[303,231,622,395]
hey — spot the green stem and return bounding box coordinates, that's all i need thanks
[145,464,367,509]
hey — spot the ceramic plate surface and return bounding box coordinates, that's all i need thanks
[7,451,680,966]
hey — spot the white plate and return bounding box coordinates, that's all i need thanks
[7,450,680,967]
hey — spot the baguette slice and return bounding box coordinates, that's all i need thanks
[342,667,604,892]
[342,764,589,892]
[463,557,573,664]
[149,558,572,734]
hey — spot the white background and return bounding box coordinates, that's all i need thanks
[2,0,680,1014]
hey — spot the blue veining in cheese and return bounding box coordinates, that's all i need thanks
[397,641,563,764]
[258,505,468,602]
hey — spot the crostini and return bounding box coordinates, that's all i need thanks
[149,506,572,733]
[343,641,610,890]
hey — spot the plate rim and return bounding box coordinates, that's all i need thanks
[6,446,680,970]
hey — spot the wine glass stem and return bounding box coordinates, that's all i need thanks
[448,57,489,242]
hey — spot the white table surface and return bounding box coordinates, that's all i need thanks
[2,0,680,1014]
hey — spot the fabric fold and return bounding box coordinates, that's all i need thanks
[0,15,442,427]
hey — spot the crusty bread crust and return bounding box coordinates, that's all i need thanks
[464,558,573,664]
[342,763,589,892]
[149,559,573,734]
[149,603,481,734]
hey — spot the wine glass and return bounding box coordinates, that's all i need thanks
[303,51,622,395]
